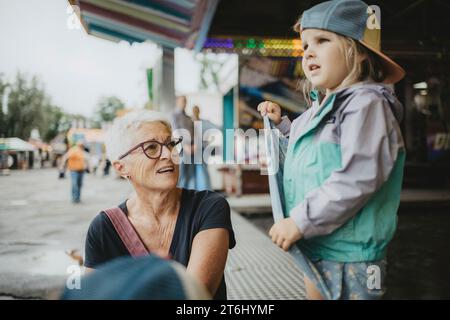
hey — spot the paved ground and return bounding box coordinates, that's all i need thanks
[0,169,134,298]
[0,168,306,300]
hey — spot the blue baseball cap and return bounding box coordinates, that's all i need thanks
[61,255,210,300]
[300,0,405,84]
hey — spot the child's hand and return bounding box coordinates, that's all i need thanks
[257,101,282,125]
[269,218,302,251]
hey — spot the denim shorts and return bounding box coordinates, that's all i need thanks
[306,259,387,300]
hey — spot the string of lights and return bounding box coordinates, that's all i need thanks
[203,37,304,57]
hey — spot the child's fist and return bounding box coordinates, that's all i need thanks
[269,218,302,251]
[257,101,282,125]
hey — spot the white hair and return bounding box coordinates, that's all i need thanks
[105,109,172,161]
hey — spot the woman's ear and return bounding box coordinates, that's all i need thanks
[113,160,129,178]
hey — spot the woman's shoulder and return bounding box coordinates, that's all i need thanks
[87,211,110,236]
[88,202,127,235]
[85,206,129,268]
[181,189,234,245]
[182,189,230,219]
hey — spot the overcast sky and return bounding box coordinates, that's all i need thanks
[0,0,164,116]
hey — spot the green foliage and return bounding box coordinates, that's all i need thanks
[0,73,124,142]
[94,96,125,123]
[0,72,68,142]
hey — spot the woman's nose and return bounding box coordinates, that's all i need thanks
[160,144,172,160]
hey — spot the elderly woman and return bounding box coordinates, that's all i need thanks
[84,110,235,300]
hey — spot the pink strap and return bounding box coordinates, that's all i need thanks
[104,207,149,257]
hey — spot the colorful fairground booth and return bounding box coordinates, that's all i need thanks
[0,137,37,172]
[67,0,302,194]
[207,0,450,191]
[69,0,450,193]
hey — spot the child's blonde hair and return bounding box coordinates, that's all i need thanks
[294,20,385,106]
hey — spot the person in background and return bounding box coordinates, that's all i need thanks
[60,141,89,203]
[89,153,100,176]
[103,158,111,177]
[191,105,216,191]
[171,96,196,189]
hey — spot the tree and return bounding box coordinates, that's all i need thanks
[94,96,125,124]
[42,104,65,142]
[0,72,68,142]
[0,73,8,137]
[0,73,47,139]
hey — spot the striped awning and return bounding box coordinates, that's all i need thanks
[68,0,219,51]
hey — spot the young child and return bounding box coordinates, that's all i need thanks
[258,0,406,299]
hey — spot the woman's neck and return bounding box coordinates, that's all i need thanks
[128,187,181,221]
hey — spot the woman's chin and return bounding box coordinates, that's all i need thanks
[138,175,178,191]
[155,177,179,190]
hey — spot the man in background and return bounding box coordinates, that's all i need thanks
[60,141,89,203]
[171,96,196,189]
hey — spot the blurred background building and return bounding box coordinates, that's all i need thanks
[66,0,450,193]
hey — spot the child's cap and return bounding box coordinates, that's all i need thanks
[300,0,405,84]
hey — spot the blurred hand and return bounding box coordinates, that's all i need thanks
[269,218,302,251]
[257,101,282,125]
[152,248,172,260]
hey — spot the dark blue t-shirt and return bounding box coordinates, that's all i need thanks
[84,189,236,300]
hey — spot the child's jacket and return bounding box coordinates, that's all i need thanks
[277,82,406,262]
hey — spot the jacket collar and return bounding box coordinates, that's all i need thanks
[294,91,337,143]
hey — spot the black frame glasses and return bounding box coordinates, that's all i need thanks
[118,137,183,160]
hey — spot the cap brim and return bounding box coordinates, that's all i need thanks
[359,40,406,84]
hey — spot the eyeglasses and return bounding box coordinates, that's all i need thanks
[118,137,183,160]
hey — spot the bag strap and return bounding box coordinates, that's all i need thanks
[104,207,149,257]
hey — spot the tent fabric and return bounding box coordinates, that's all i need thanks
[0,138,37,152]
